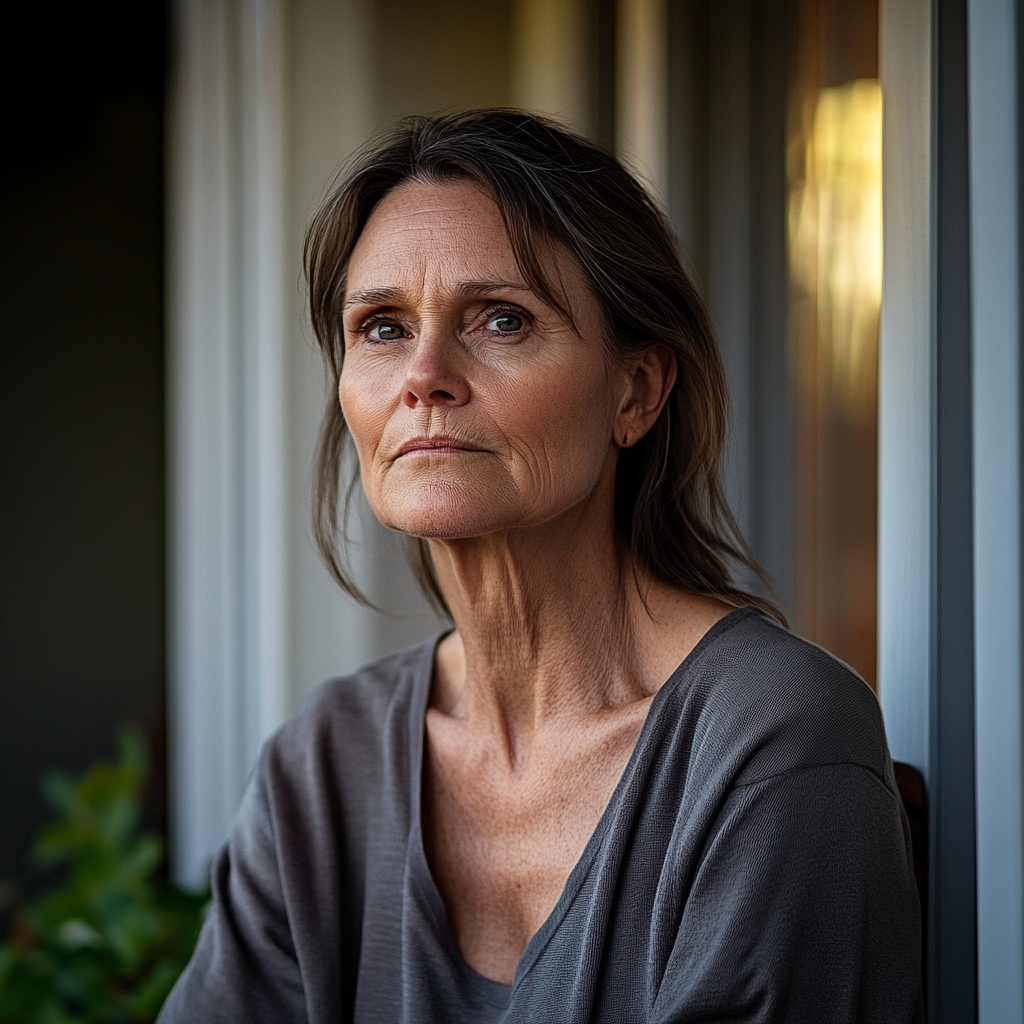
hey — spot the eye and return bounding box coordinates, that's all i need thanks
[368,321,406,342]
[486,312,524,334]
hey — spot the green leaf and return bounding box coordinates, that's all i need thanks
[0,729,209,1023]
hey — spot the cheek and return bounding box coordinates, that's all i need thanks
[338,362,393,468]
[500,358,619,498]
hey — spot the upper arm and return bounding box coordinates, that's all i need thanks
[654,763,922,1024]
[157,766,307,1024]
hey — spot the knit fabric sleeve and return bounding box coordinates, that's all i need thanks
[653,761,923,1024]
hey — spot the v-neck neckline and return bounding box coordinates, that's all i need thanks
[405,605,758,993]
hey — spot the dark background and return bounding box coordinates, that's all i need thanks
[0,2,168,886]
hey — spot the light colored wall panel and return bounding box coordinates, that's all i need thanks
[968,0,1024,1016]
[168,0,290,887]
[877,0,932,774]
[511,0,589,130]
[617,0,669,205]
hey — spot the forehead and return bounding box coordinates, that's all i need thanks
[347,179,519,286]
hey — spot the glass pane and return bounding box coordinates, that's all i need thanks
[789,0,881,685]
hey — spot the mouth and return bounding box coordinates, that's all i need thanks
[395,435,487,458]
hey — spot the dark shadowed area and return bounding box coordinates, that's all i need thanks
[0,3,167,884]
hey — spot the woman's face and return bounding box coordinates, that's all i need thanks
[340,178,636,541]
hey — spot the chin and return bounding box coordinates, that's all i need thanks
[373,480,521,540]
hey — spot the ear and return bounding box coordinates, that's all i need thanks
[614,344,677,448]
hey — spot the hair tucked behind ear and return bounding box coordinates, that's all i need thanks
[304,108,784,624]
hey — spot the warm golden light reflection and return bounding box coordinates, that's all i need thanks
[790,40,882,687]
[790,80,883,410]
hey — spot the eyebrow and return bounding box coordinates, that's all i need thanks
[343,280,533,310]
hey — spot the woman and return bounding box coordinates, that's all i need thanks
[160,110,921,1023]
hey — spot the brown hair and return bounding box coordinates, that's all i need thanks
[304,109,781,622]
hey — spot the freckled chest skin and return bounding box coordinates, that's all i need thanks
[339,180,729,985]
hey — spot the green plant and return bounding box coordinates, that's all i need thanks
[0,731,209,1023]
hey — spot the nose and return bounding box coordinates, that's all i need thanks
[401,332,470,409]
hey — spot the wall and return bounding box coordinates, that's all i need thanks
[0,5,167,881]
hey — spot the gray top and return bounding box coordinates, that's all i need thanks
[159,608,922,1023]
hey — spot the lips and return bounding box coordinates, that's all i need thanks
[395,435,486,457]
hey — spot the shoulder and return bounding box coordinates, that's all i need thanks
[676,607,893,790]
[258,636,438,789]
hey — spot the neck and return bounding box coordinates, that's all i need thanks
[428,476,666,759]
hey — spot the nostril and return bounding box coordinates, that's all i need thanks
[402,387,460,408]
